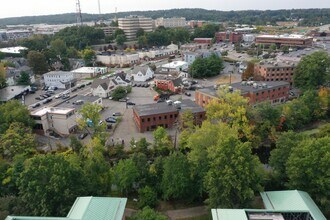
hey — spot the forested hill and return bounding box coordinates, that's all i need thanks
[0,8,329,26]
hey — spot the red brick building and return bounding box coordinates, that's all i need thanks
[255,34,313,47]
[254,61,298,87]
[133,99,206,132]
[193,38,213,44]
[215,32,242,43]
[195,81,290,107]
[154,77,184,93]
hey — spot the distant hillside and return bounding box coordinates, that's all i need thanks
[0,8,329,27]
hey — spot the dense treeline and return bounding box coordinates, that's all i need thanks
[0,8,330,26]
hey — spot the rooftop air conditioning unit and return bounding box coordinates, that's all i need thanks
[166,100,173,105]
[174,101,181,109]
[253,83,258,88]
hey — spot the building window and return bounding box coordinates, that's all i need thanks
[153,117,156,121]
[147,118,150,122]
[164,115,167,119]
[142,119,145,123]
[174,114,178,118]
[170,115,173,118]
[159,116,162,120]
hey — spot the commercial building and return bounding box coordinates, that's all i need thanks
[255,34,313,47]
[43,71,75,89]
[254,60,298,86]
[243,34,255,42]
[155,17,186,28]
[183,50,221,65]
[215,32,243,43]
[6,196,127,220]
[96,53,140,67]
[118,15,153,40]
[133,99,206,132]
[71,67,108,79]
[161,61,188,72]
[98,26,119,36]
[0,85,30,103]
[194,38,213,44]
[31,107,77,137]
[180,43,209,52]
[212,190,326,220]
[138,43,178,60]
[188,20,208,28]
[195,81,290,107]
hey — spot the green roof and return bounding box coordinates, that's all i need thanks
[6,197,127,220]
[260,190,326,220]
[212,190,326,220]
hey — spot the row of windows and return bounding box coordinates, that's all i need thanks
[141,114,178,123]
[268,73,293,77]
[256,91,287,98]
[266,68,294,72]
[266,78,291,82]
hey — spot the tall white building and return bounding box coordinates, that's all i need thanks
[43,71,75,89]
[118,16,153,40]
[155,17,187,28]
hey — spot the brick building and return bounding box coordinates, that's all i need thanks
[215,32,243,43]
[193,38,213,44]
[255,34,313,47]
[254,61,298,87]
[195,81,290,107]
[133,99,206,132]
[154,77,184,93]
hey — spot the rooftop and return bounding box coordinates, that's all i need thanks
[6,196,127,220]
[257,60,298,68]
[31,107,75,116]
[162,61,188,69]
[212,190,326,220]
[133,99,205,117]
[257,34,312,40]
[0,46,27,54]
[44,71,72,76]
[71,67,107,74]
[0,85,30,102]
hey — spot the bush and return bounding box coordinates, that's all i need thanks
[111,86,131,101]
[138,186,158,208]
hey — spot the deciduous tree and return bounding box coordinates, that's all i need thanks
[130,206,167,220]
[27,50,48,75]
[113,158,139,195]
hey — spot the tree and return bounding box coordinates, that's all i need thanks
[269,131,307,186]
[189,53,224,78]
[20,35,49,51]
[137,35,148,48]
[111,86,130,100]
[77,102,105,137]
[27,50,48,75]
[138,186,158,208]
[293,51,330,91]
[66,46,79,58]
[204,123,263,208]
[161,152,192,200]
[113,28,125,38]
[0,63,6,89]
[130,206,167,220]
[113,158,139,195]
[286,136,330,212]
[116,34,126,46]
[136,28,145,38]
[242,62,255,80]
[16,71,31,85]
[81,48,96,66]
[178,110,196,150]
[131,152,150,187]
[153,126,173,156]
[17,154,86,216]
[0,122,36,161]
[50,39,67,57]
[0,100,35,134]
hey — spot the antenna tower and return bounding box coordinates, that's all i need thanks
[98,0,101,15]
[76,0,83,26]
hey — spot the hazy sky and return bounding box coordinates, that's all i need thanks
[0,0,329,19]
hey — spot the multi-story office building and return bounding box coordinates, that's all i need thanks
[118,16,153,40]
[254,60,298,87]
[255,34,313,47]
[155,17,186,28]
[215,32,243,43]
[195,81,290,107]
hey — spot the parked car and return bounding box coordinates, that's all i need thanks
[105,117,117,123]
[31,103,41,108]
[184,92,191,96]
[35,97,42,100]
[54,94,62,99]
[86,81,92,86]
[127,101,136,106]
[119,98,127,102]
[113,112,121,116]
[78,133,88,140]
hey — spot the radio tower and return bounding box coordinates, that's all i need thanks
[98,0,101,15]
[76,0,83,26]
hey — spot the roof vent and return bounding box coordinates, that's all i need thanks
[174,101,181,109]
[253,83,258,88]
[166,100,173,105]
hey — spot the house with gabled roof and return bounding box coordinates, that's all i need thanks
[91,78,115,98]
[6,196,127,220]
[130,66,154,82]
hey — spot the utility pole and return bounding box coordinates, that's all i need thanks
[76,0,83,26]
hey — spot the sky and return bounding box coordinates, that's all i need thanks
[0,0,329,19]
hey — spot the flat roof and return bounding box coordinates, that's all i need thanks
[31,107,74,116]
[257,60,298,68]
[257,34,312,40]
[55,95,101,111]
[162,61,188,69]
[0,46,27,54]
[0,85,30,102]
[133,99,205,117]
[44,71,72,76]
[71,67,107,73]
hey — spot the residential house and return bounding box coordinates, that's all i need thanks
[91,78,114,98]
[130,66,154,82]
[112,72,131,86]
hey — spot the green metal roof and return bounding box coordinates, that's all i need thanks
[6,197,127,220]
[212,190,326,220]
[212,209,248,220]
[260,190,326,220]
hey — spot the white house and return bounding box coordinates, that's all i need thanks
[112,72,131,86]
[161,61,188,72]
[130,66,154,82]
[43,71,75,89]
[91,78,114,98]
[71,67,108,79]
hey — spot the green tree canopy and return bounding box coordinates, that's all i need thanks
[77,102,105,137]
[113,158,139,195]
[189,53,224,78]
[116,34,126,46]
[138,186,158,209]
[0,63,6,89]
[153,126,173,156]
[293,51,330,91]
[130,206,167,220]
[80,48,96,66]
[27,50,48,75]
[17,154,87,216]
[50,39,67,57]
[16,71,31,85]
[136,28,145,38]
